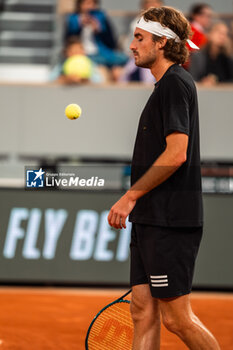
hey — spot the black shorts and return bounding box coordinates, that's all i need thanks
[130,223,203,299]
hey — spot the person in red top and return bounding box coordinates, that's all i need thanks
[189,3,214,50]
[184,3,214,69]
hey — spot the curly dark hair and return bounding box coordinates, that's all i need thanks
[142,6,192,65]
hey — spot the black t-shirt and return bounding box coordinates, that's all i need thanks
[129,64,203,227]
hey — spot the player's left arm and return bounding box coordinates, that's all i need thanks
[108,131,188,229]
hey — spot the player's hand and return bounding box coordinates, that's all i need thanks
[108,192,136,229]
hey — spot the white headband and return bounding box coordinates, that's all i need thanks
[136,17,199,50]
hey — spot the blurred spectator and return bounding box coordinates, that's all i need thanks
[120,0,163,83]
[183,3,213,70]
[66,0,128,73]
[189,3,214,50]
[189,22,233,85]
[50,36,109,84]
[131,1,164,33]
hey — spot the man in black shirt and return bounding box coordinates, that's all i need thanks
[108,6,220,350]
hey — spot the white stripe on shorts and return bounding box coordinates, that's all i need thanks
[150,275,167,279]
[150,275,168,287]
[151,283,169,287]
[151,279,168,283]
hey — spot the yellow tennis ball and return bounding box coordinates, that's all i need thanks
[63,55,92,79]
[65,104,82,120]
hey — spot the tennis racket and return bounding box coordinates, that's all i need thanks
[85,289,133,349]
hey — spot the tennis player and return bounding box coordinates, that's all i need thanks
[108,6,220,350]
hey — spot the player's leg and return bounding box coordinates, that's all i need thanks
[130,224,161,350]
[153,225,220,349]
[131,284,160,350]
[159,293,221,350]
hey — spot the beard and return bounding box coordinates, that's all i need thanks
[134,50,157,69]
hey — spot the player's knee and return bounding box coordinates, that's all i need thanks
[130,297,159,325]
[162,314,180,334]
[130,297,145,323]
[162,313,192,335]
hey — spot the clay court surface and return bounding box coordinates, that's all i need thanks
[0,287,232,350]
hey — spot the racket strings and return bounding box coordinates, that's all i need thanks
[87,301,133,350]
